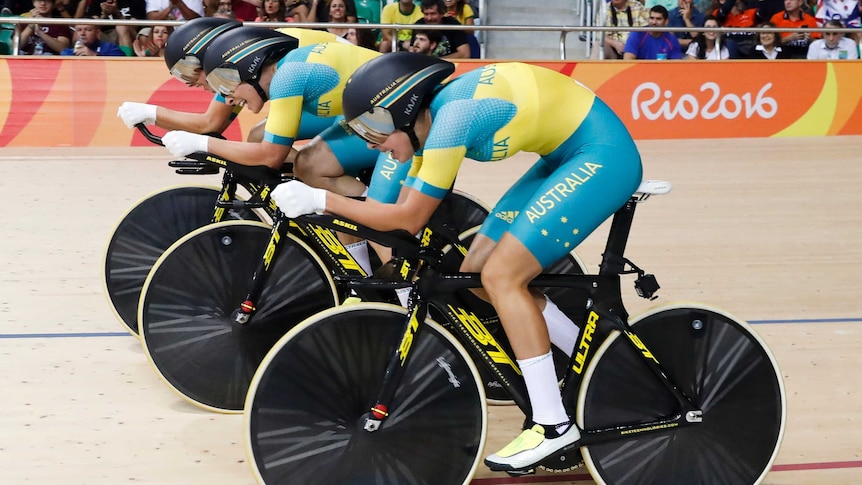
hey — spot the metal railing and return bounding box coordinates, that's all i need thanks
[2,15,860,59]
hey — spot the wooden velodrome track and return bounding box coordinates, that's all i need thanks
[2,136,861,484]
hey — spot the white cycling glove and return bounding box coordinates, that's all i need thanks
[162,130,209,157]
[117,102,158,128]
[271,180,328,218]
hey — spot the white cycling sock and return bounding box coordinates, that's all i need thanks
[518,351,569,428]
[345,240,373,276]
[543,295,580,357]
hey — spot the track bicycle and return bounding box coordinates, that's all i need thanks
[134,133,588,413]
[103,124,492,337]
[244,180,786,485]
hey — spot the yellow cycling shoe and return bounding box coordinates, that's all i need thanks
[484,422,581,472]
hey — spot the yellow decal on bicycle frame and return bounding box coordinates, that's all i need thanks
[624,331,660,365]
[310,225,362,272]
[448,306,520,375]
[214,190,231,222]
[398,311,421,364]
[573,311,599,374]
[398,260,412,280]
[420,227,432,247]
[262,230,281,270]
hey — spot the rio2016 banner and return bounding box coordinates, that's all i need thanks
[1,57,861,147]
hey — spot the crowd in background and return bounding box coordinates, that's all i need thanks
[2,0,859,59]
[0,0,482,57]
[598,0,860,60]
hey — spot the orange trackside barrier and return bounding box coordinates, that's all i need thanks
[1,57,861,147]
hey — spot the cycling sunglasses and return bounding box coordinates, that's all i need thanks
[346,107,397,145]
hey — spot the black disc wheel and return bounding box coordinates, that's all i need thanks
[578,304,786,484]
[139,221,338,413]
[430,189,491,237]
[246,303,487,485]
[103,185,260,337]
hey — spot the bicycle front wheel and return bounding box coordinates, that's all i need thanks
[139,221,338,413]
[103,185,260,337]
[246,303,487,485]
[577,304,786,484]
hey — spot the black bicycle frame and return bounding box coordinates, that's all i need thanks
[357,196,705,446]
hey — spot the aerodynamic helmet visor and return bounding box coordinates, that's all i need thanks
[346,107,397,145]
[170,55,203,84]
[206,67,242,98]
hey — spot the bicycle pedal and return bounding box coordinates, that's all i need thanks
[505,468,535,477]
[538,444,584,473]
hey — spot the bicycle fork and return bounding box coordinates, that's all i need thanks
[363,294,429,432]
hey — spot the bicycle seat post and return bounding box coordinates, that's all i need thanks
[598,198,638,276]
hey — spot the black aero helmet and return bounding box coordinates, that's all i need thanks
[343,52,454,148]
[164,18,241,84]
[203,27,299,102]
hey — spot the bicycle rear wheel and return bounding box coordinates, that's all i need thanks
[139,221,337,413]
[103,185,260,337]
[577,304,786,484]
[246,303,487,485]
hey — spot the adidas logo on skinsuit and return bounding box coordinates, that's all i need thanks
[495,211,518,223]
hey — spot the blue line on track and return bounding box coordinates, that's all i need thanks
[1,317,861,340]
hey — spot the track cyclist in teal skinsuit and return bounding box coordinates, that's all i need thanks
[270,52,644,474]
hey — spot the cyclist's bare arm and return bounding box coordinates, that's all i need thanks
[208,138,291,170]
[155,100,234,134]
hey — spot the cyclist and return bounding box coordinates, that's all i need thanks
[269,52,644,473]
[155,26,411,276]
[116,17,342,149]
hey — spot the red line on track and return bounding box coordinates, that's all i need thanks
[470,460,862,484]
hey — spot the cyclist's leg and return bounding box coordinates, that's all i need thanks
[138,221,338,413]
[578,304,786,484]
[481,140,640,471]
[293,119,372,197]
[246,303,487,485]
[294,120,380,272]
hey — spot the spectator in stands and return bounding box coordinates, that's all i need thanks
[750,20,792,57]
[408,28,440,54]
[685,14,731,58]
[2,0,33,15]
[206,0,257,20]
[412,0,470,58]
[81,0,145,57]
[61,23,127,55]
[323,0,355,37]
[668,0,706,49]
[344,26,376,48]
[623,5,683,58]
[815,0,860,29]
[18,0,71,55]
[807,18,860,57]
[52,0,79,19]
[598,0,648,59]
[379,0,423,52]
[312,0,354,23]
[255,0,285,21]
[285,0,314,22]
[442,0,474,34]
[714,0,758,56]
[212,4,234,16]
[146,0,203,20]
[132,24,171,56]
[771,0,819,58]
